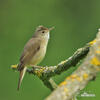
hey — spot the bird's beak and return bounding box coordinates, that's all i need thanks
[49,27,54,31]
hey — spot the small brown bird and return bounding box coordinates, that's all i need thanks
[17,25,53,90]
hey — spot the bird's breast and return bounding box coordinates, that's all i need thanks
[29,46,47,66]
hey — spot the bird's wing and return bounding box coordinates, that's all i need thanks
[19,38,40,69]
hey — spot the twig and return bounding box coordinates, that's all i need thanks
[43,78,58,91]
[12,44,90,79]
[46,29,100,100]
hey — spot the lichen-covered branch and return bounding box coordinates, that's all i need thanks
[43,78,58,91]
[32,44,89,80]
[12,43,89,90]
[12,44,89,79]
[46,29,100,100]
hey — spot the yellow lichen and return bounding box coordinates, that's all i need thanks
[83,73,88,80]
[91,57,100,66]
[34,68,45,77]
[71,74,77,79]
[71,78,75,82]
[64,88,68,93]
[61,60,67,65]
[66,76,71,80]
[96,50,100,54]
[66,75,78,81]
[96,68,100,71]
[11,64,18,69]
[76,77,82,82]
[89,39,96,45]
[34,70,41,77]
[59,81,67,86]
[66,74,78,82]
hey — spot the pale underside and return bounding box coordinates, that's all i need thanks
[27,46,46,66]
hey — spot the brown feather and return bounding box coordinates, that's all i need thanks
[19,37,41,69]
[17,67,27,90]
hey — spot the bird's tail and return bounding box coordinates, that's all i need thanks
[17,67,27,91]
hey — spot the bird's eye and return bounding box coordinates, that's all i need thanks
[42,31,45,33]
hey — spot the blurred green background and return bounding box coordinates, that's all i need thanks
[0,0,100,100]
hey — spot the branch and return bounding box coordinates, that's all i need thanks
[12,44,89,79]
[46,29,100,100]
[12,43,89,90]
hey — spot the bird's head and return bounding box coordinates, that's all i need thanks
[34,25,54,39]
